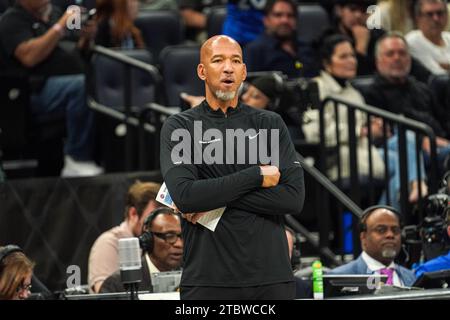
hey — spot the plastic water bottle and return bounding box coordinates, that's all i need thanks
[312,260,324,300]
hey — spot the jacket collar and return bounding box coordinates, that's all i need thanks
[201,99,243,118]
[319,70,351,94]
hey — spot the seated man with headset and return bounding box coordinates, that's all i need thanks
[329,205,416,287]
[99,207,183,293]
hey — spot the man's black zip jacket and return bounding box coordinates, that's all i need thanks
[160,100,305,287]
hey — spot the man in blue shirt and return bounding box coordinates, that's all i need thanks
[415,212,450,277]
[223,0,266,45]
[244,0,318,78]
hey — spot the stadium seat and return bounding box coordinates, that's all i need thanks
[135,10,185,64]
[159,45,204,107]
[297,4,330,43]
[206,6,227,38]
[91,49,159,109]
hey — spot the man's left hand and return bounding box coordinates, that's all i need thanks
[182,212,208,224]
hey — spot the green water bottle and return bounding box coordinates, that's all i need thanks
[312,260,324,300]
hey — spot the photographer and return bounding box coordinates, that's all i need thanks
[415,207,450,277]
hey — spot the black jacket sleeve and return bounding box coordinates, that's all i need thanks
[228,115,305,215]
[99,272,124,293]
[160,116,263,213]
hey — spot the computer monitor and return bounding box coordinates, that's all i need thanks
[323,274,388,298]
[413,269,450,289]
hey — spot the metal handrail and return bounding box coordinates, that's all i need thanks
[88,46,162,170]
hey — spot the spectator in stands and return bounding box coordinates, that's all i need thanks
[321,0,384,75]
[179,0,227,43]
[378,0,416,35]
[364,33,450,175]
[302,34,386,181]
[379,0,450,35]
[244,0,319,78]
[88,181,161,293]
[312,33,428,207]
[100,207,183,293]
[415,210,450,277]
[324,0,431,82]
[0,245,34,300]
[138,0,178,11]
[406,0,450,75]
[330,205,416,286]
[0,0,102,177]
[95,0,145,49]
[222,0,267,45]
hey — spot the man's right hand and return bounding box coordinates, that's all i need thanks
[57,6,77,30]
[260,166,280,188]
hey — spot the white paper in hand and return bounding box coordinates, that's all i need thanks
[156,182,176,209]
[156,183,225,232]
[196,207,226,232]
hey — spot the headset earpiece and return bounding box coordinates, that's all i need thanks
[0,245,23,265]
[138,207,176,254]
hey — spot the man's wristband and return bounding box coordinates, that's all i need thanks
[52,23,65,37]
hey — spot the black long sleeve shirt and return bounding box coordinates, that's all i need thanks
[160,101,304,287]
[363,74,447,138]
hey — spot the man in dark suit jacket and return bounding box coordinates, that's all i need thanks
[100,208,183,293]
[330,206,416,287]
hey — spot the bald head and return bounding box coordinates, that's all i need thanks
[200,35,243,64]
[361,208,402,266]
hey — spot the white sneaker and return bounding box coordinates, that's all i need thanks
[61,156,104,177]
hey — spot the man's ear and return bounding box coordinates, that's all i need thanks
[197,63,206,81]
[360,231,366,250]
[128,206,138,222]
[242,63,247,82]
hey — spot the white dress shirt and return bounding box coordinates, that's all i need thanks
[361,251,404,287]
[145,253,160,275]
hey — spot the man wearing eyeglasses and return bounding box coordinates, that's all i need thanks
[88,181,161,293]
[329,206,416,287]
[406,0,450,75]
[99,209,183,293]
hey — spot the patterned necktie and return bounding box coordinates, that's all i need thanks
[379,267,394,285]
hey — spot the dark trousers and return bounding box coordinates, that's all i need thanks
[180,282,295,300]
